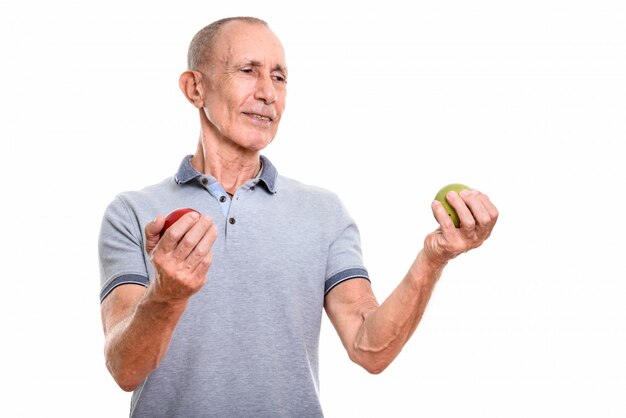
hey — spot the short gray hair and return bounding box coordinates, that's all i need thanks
[187,17,268,71]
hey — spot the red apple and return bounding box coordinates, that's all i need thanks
[159,208,200,238]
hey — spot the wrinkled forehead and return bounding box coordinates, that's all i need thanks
[211,21,286,70]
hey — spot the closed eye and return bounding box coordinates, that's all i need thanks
[272,75,286,83]
[271,71,287,83]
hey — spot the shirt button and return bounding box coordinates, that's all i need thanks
[250,186,255,191]
[201,178,208,185]
[229,217,236,225]
[219,196,227,203]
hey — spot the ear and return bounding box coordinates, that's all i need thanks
[179,70,205,108]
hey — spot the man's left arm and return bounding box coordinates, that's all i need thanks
[324,188,498,374]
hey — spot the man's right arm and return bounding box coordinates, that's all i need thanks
[101,284,188,391]
[100,212,217,392]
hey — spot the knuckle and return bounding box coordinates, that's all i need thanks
[152,252,165,266]
[173,275,195,292]
[171,271,186,283]
[200,253,214,269]
[179,235,196,251]
[151,251,161,261]
[462,221,475,232]
[198,215,213,230]
[476,213,491,225]
[194,275,208,289]
[193,244,208,258]
[167,228,184,241]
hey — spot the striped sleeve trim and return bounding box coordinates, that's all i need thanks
[324,268,370,295]
[100,274,149,303]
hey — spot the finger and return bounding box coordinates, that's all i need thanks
[145,215,166,254]
[172,214,214,261]
[460,190,492,227]
[476,193,498,240]
[447,190,475,234]
[192,250,214,281]
[478,193,499,222]
[184,223,218,271]
[159,211,202,253]
[431,200,456,230]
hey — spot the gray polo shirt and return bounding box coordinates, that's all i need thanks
[98,155,369,418]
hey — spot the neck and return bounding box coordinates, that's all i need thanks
[191,129,262,196]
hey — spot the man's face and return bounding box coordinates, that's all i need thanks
[200,22,287,152]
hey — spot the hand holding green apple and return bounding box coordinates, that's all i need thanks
[433,183,471,228]
[426,183,498,266]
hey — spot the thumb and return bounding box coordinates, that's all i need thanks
[145,215,165,255]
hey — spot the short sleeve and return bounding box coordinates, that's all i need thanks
[98,196,150,302]
[324,196,369,294]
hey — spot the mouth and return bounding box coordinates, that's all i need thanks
[243,112,274,123]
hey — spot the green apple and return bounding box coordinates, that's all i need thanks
[434,183,471,228]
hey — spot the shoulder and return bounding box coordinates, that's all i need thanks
[274,174,353,223]
[101,176,176,225]
[109,176,177,210]
[116,176,176,205]
[276,174,340,203]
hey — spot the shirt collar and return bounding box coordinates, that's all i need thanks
[174,154,278,194]
[258,155,278,194]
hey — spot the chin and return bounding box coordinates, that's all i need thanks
[238,132,276,151]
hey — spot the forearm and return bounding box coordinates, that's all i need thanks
[104,287,188,391]
[353,250,445,374]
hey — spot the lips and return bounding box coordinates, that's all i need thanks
[243,112,275,122]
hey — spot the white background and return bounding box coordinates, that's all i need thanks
[1,1,625,417]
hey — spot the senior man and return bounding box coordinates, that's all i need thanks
[98,16,498,417]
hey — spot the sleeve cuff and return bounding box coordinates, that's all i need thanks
[100,274,149,303]
[324,268,369,295]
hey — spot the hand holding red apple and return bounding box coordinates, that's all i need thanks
[160,208,201,238]
[144,208,218,302]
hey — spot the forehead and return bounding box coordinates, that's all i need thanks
[212,21,286,69]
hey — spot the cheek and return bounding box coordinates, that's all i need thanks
[203,95,236,128]
[205,80,244,118]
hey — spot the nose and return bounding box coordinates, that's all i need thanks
[253,74,277,104]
